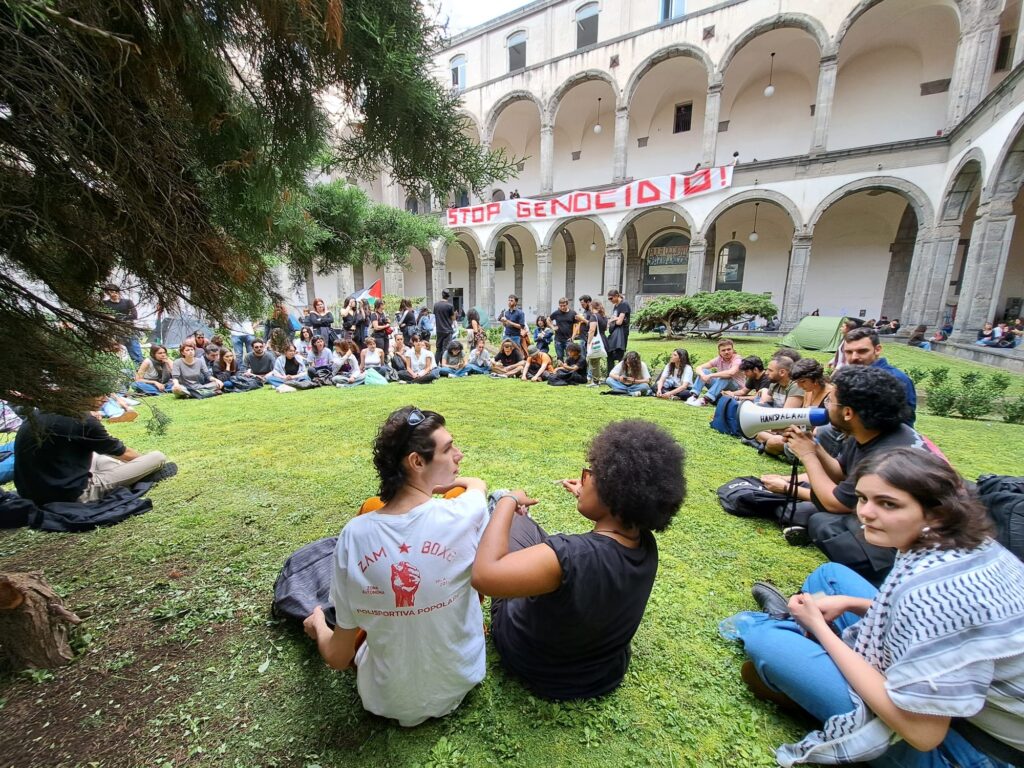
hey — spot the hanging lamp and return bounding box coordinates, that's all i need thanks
[763,52,776,98]
[748,202,761,242]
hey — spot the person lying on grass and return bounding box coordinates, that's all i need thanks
[304,407,488,727]
[471,419,686,700]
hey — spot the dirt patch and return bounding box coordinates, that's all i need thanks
[0,618,228,768]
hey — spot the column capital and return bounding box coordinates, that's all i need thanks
[605,246,624,255]
[479,249,495,266]
[615,105,629,116]
[540,123,554,135]
[979,198,1015,219]
[791,232,814,247]
[688,237,707,249]
[707,81,724,95]
[819,54,838,67]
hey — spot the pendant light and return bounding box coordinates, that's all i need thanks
[593,97,603,134]
[590,221,598,251]
[748,202,761,242]
[763,52,776,98]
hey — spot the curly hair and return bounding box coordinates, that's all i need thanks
[845,326,880,346]
[790,357,825,385]
[372,407,447,503]
[832,366,908,431]
[852,448,992,550]
[588,420,686,532]
[622,351,643,379]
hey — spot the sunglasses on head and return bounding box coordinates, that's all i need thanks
[406,408,426,427]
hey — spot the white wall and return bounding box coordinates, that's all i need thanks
[713,205,794,305]
[717,70,816,164]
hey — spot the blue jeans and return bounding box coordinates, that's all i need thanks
[438,366,469,377]
[464,364,491,375]
[124,336,143,365]
[739,563,1011,768]
[267,375,309,387]
[690,370,739,402]
[554,339,569,361]
[131,381,167,396]
[231,333,256,358]
[607,379,651,395]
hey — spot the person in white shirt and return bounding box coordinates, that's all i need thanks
[606,351,652,396]
[655,348,695,400]
[303,407,489,727]
[331,340,364,387]
[402,336,439,384]
[226,316,257,358]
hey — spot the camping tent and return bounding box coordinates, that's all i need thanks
[780,316,844,352]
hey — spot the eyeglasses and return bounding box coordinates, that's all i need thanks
[406,408,426,427]
[581,467,592,484]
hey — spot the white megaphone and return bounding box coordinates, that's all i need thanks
[737,401,830,438]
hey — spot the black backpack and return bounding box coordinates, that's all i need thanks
[717,476,787,519]
[975,475,1024,562]
[272,536,338,627]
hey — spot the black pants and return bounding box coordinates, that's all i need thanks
[607,348,625,369]
[490,516,547,626]
[808,510,895,586]
[435,333,452,364]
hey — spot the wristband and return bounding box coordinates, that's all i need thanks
[488,489,517,515]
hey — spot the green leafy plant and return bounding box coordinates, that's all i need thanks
[1000,394,1024,424]
[634,291,778,339]
[954,386,996,420]
[960,371,984,388]
[988,372,1013,393]
[905,366,929,384]
[928,367,950,387]
[926,384,959,415]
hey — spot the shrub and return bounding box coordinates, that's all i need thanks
[988,372,1013,393]
[928,367,950,387]
[905,366,929,385]
[926,384,958,415]
[954,386,996,420]
[634,291,778,338]
[1001,394,1024,424]
[960,371,983,388]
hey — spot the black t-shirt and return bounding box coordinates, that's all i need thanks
[609,301,631,349]
[433,300,455,335]
[14,412,126,505]
[491,531,658,700]
[549,309,576,342]
[101,298,137,322]
[818,424,929,512]
[745,373,770,393]
[575,310,594,341]
[495,348,523,366]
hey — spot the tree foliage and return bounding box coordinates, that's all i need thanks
[0,0,512,413]
[634,292,779,339]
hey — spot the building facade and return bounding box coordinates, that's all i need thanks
[313,0,1024,338]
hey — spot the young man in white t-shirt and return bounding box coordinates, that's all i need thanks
[304,407,488,726]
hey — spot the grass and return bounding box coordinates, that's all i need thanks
[1,335,1023,767]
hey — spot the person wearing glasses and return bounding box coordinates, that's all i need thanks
[471,420,686,700]
[303,407,489,727]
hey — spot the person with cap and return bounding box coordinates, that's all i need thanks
[520,345,554,382]
[102,284,143,365]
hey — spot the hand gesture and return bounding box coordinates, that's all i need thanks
[812,595,855,623]
[787,593,829,636]
[760,474,790,494]
[560,478,582,497]
[304,605,327,640]
[783,426,816,459]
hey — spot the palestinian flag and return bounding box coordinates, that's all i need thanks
[349,279,383,305]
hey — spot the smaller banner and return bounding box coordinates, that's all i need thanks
[447,165,733,228]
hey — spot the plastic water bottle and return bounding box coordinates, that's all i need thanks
[718,610,765,641]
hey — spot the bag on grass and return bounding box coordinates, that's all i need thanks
[363,368,388,386]
[717,476,787,519]
[272,536,337,628]
[975,474,1024,562]
[710,397,743,437]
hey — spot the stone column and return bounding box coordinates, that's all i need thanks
[540,123,554,194]
[780,233,814,329]
[953,202,1016,339]
[602,247,624,294]
[685,237,707,295]
[810,55,838,154]
[335,265,355,302]
[946,20,1001,127]
[612,106,629,183]
[479,250,496,321]
[429,241,447,306]
[701,82,722,168]
[901,226,960,330]
[536,246,553,314]
[383,258,405,297]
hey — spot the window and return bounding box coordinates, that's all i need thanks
[575,3,599,49]
[642,232,690,294]
[716,242,746,292]
[995,34,1013,72]
[450,55,467,92]
[495,241,507,271]
[661,0,685,21]
[508,31,526,72]
[457,188,470,207]
[673,102,693,133]
[405,196,419,214]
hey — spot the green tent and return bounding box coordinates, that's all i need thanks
[780,316,845,352]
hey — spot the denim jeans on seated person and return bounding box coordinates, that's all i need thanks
[689,370,739,402]
[606,379,651,395]
[464,364,491,375]
[438,366,470,377]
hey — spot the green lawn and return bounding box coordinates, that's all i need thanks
[1,336,1023,768]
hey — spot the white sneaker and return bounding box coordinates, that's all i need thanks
[586,382,599,388]
[124,397,141,406]
[685,396,703,406]
[630,390,643,397]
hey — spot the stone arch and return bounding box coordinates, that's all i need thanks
[458,110,485,145]
[541,215,613,249]
[624,43,715,106]
[415,247,433,301]
[484,90,545,143]
[484,222,542,255]
[940,150,986,224]
[717,13,831,74]
[454,240,479,308]
[451,228,484,254]
[701,189,804,233]
[834,0,963,50]
[546,69,620,124]
[808,177,935,233]
[985,110,1024,205]
[613,203,697,244]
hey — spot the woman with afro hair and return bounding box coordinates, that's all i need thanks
[472,420,686,700]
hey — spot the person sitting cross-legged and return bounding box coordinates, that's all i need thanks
[332,340,364,387]
[606,351,652,396]
[546,342,588,386]
[685,338,743,406]
[171,342,223,397]
[132,344,173,395]
[268,343,309,388]
[359,336,389,378]
[464,338,493,376]
[438,341,470,378]
[722,356,770,401]
[303,407,488,727]
[655,348,695,400]
[402,336,440,384]
[241,339,276,382]
[490,340,524,378]
[471,419,686,701]
[520,345,554,382]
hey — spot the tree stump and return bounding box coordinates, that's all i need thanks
[0,571,81,669]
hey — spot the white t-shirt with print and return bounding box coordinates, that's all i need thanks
[407,347,433,374]
[330,489,488,726]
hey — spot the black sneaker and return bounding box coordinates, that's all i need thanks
[751,581,789,620]
[782,525,810,546]
[144,462,178,484]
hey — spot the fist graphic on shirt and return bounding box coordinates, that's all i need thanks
[391,561,421,607]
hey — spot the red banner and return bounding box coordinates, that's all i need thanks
[447,166,733,227]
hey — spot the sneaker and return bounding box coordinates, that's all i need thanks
[751,581,789,619]
[144,461,178,484]
[630,390,643,397]
[124,397,141,406]
[586,382,599,388]
[782,526,810,546]
[685,396,703,407]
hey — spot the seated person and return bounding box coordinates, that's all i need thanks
[791,358,832,409]
[304,407,488,726]
[975,322,997,345]
[722,356,769,401]
[307,336,333,370]
[96,393,138,423]
[359,336,388,377]
[212,348,239,386]
[402,337,439,384]
[546,342,587,386]
[520,345,554,382]
[296,326,315,357]
[686,338,743,406]
[730,449,1024,768]
[471,420,685,700]
[438,341,469,378]
[464,338,493,375]
[907,324,932,351]
[171,342,223,397]
[770,366,935,584]
[606,351,652,396]
[14,401,169,504]
[532,316,554,355]
[240,339,276,381]
[268,343,309,387]
[132,344,173,395]
[332,340,364,387]
[490,340,524,378]
[204,335,224,367]
[655,348,694,400]
[389,336,410,374]
[751,356,804,456]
